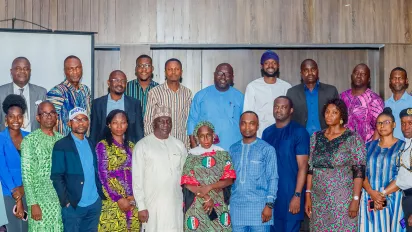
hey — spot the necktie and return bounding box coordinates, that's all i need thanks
[19,88,25,98]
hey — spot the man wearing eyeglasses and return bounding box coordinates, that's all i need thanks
[47,55,91,136]
[51,107,105,232]
[21,101,64,231]
[125,55,159,117]
[187,63,244,150]
[382,108,412,231]
[385,67,412,141]
[89,70,144,144]
[0,57,47,132]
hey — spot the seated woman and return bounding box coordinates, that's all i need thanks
[358,107,405,231]
[0,94,29,232]
[96,109,139,232]
[181,121,236,231]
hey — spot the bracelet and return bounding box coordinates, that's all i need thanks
[203,197,212,203]
[305,190,312,193]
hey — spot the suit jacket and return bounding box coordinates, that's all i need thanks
[0,83,47,131]
[286,82,339,130]
[50,134,105,208]
[89,94,144,144]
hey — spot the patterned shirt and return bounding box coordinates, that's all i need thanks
[340,89,384,143]
[229,138,278,226]
[144,83,192,147]
[125,79,159,117]
[46,80,91,136]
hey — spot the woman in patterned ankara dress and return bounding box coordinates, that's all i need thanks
[181,121,236,231]
[96,110,139,232]
[305,99,366,231]
[358,107,405,232]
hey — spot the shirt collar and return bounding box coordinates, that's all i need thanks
[63,79,84,92]
[241,138,258,146]
[71,132,86,142]
[108,93,124,102]
[134,79,156,87]
[389,91,410,103]
[13,82,28,91]
[303,80,320,91]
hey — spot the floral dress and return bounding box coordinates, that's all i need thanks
[308,130,366,231]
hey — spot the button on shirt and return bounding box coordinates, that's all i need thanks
[304,82,321,135]
[385,92,412,140]
[71,133,99,207]
[13,83,31,132]
[106,94,125,116]
[396,138,412,190]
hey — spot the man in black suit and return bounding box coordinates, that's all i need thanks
[90,70,144,144]
[286,59,339,136]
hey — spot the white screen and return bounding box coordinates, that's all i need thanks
[0,30,93,93]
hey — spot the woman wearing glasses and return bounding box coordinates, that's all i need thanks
[0,94,29,231]
[358,107,405,231]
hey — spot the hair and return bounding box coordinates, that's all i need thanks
[103,110,130,147]
[164,58,182,69]
[322,98,348,125]
[240,110,259,122]
[275,96,294,108]
[136,54,152,64]
[377,107,395,122]
[11,57,30,68]
[2,94,27,115]
[390,67,407,79]
[64,55,81,65]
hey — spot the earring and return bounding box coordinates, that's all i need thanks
[340,119,343,125]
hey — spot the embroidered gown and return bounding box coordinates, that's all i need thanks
[308,130,366,231]
[181,145,236,231]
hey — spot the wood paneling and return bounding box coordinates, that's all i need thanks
[94,49,120,97]
[119,44,150,82]
[1,0,411,44]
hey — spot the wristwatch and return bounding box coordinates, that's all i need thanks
[353,196,360,201]
[294,192,301,198]
[265,202,274,209]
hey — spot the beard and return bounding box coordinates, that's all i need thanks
[261,68,280,78]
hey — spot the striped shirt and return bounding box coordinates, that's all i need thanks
[144,83,192,147]
[125,79,159,117]
[46,80,91,136]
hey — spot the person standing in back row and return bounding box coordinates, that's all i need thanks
[243,51,291,138]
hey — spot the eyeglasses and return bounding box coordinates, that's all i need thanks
[38,112,57,118]
[71,117,89,123]
[137,64,152,69]
[110,79,127,84]
[216,71,231,77]
[376,120,393,126]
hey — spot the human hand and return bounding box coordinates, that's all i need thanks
[369,190,385,204]
[289,196,300,214]
[31,204,42,221]
[261,206,272,223]
[117,198,131,212]
[408,214,412,227]
[138,210,149,223]
[14,200,25,219]
[305,196,312,218]
[202,195,214,214]
[197,185,212,198]
[12,186,24,201]
[348,200,360,218]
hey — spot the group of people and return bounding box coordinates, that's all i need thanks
[0,50,411,232]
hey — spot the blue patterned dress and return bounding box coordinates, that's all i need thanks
[358,140,405,232]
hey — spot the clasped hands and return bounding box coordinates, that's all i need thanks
[369,190,386,211]
[196,185,214,215]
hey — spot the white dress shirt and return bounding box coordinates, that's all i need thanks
[13,83,31,132]
[396,138,412,190]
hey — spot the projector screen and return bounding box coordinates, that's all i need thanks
[0,29,94,94]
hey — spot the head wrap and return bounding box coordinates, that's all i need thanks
[69,107,89,120]
[399,108,412,119]
[153,105,172,120]
[260,50,280,65]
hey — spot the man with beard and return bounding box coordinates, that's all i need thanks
[187,63,244,150]
[0,57,47,132]
[132,106,187,232]
[243,51,292,138]
[144,58,192,147]
[51,107,105,232]
[21,101,64,231]
[229,111,278,232]
[340,64,384,143]
[47,55,92,136]
[262,97,309,232]
[89,70,144,144]
[125,55,159,117]
[385,67,412,140]
[286,59,339,135]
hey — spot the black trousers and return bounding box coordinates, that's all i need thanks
[402,195,412,232]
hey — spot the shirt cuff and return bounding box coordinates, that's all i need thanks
[266,196,275,203]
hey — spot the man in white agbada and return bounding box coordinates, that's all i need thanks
[132,105,187,232]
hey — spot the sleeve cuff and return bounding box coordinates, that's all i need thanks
[266,196,275,203]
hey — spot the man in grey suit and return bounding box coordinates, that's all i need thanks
[286,59,339,136]
[0,57,47,132]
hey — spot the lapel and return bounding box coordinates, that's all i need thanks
[298,84,308,116]
[124,95,132,112]
[317,83,324,110]
[101,95,108,119]
[67,134,83,169]
[28,84,38,123]
[8,83,13,94]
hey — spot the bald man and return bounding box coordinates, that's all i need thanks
[89,70,144,144]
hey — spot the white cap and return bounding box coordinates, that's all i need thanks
[69,107,89,120]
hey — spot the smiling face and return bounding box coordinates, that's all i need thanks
[389,70,408,93]
[11,58,31,87]
[108,71,127,95]
[261,59,279,77]
[153,116,172,139]
[6,106,24,131]
[68,114,89,135]
[37,102,58,130]
[135,57,153,81]
[214,64,233,91]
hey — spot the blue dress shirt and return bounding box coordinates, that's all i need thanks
[385,92,412,140]
[106,93,125,116]
[304,82,321,135]
[71,133,99,207]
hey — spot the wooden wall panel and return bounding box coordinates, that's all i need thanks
[94,49,120,97]
[119,44,150,82]
[1,0,412,44]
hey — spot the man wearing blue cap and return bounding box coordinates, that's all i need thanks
[243,51,292,138]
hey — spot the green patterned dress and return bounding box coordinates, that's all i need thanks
[181,145,236,232]
[21,129,64,232]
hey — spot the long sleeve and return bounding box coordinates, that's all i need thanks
[50,145,68,207]
[243,84,255,112]
[0,139,19,193]
[351,133,366,179]
[186,93,200,136]
[265,145,278,203]
[96,142,124,202]
[132,141,147,211]
[46,87,64,116]
[369,97,384,132]
[143,90,156,136]
[21,137,39,206]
